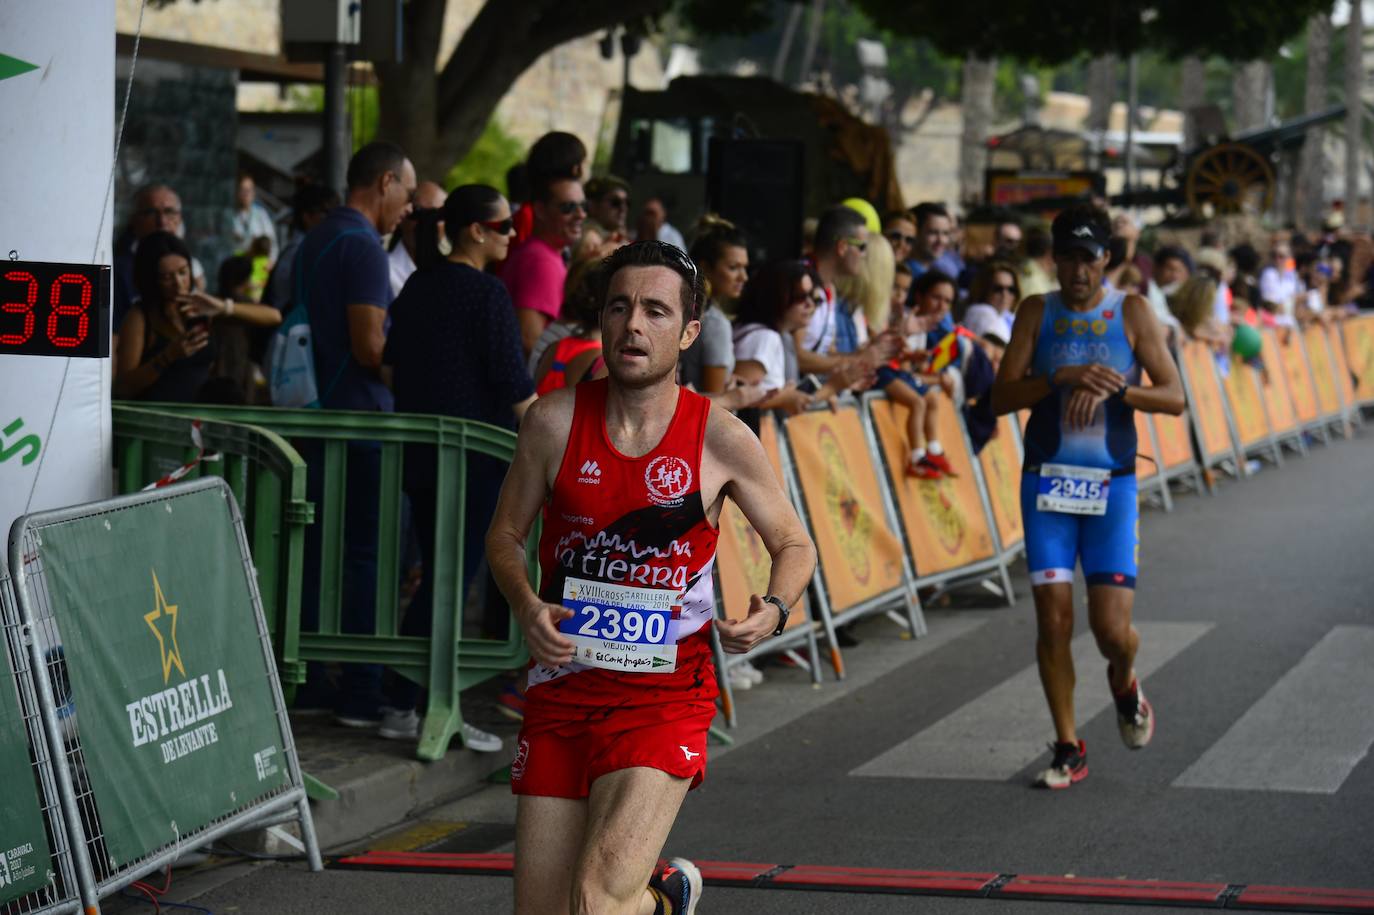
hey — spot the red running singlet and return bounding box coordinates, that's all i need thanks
[527,378,720,722]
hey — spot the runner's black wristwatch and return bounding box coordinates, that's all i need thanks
[762,595,789,636]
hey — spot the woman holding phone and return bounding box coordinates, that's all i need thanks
[115,231,281,401]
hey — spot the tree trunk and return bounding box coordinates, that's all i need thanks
[1086,55,1116,134]
[1231,60,1270,133]
[1180,56,1206,149]
[795,0,826,87]
[1299,13,1333,229]
[959,55,996,206]
[1346,0,1364,231]
[375,0,675,181]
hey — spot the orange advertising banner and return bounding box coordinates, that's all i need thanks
[977,413,1024,551]
[1326,324,1357,408]
[786,408,905,610]
[1278,329,1320,424]
[715,415,810,632]
[1303,325,1342,416]
[1142,365,1194,472]
[1341,314,1374,405]
[1133,411,1159,480]
[868,398,997,577]
[1220,357,1270,448]
[1180,341,1233,461]
[1256,329,1298,435]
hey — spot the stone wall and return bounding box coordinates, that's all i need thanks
[117,0,665,163]
[114,56,239,284]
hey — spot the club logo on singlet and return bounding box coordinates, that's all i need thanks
[645,455,692,507]
[1092,320,1108,336]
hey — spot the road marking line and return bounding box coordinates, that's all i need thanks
[1173,625,1374,794]
[850,622,1212,781]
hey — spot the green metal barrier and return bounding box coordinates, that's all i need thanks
[113,405,311,695]
[118,403,534,761]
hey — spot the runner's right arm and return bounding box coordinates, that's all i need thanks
[485,394,576,668]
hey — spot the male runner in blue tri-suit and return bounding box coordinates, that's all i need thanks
[991,205,1185,789]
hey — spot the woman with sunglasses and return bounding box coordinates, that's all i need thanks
[733,260,844,415]
[378,184,535,743]
[962,260,1021,345]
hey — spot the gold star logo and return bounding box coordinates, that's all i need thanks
[145,570,186,684]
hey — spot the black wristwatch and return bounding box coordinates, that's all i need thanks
[1111,380,1130,402]
[762,595,789,636]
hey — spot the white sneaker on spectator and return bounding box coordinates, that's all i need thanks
[739,661,765,685]
[378,708,419,740]
[727,666,753,691]
[460,721,502,753]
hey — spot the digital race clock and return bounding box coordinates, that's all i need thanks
[1,260,110,359]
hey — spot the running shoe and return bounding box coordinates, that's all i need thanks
[1034,739,1088,789]
[460,721,503,753]
[906,457,942,480]
[1113,675,1155,750]
[739,660,765,685]
[726,665,754,691]
[496,683,526,722]
[924,451,958,477]
[651,857,702,915]
[378,708,420,740]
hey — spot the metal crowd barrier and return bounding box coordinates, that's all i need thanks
[124,404,533,762]
[113,405,311,693]
[7,479,321,913]
[0,570,81,915]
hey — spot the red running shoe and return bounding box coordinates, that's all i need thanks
[906,457,942,479]
[924,451,958,476]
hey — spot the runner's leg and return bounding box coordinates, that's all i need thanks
[1087,585,1139,692]
[514,795,587,915]
[572,767,691,915]
[1033,583,1078,744]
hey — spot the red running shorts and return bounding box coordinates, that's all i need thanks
[511,699,716,799]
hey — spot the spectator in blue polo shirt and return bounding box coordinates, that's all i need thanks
[295,141,416,727]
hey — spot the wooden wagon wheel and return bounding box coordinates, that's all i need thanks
[1185,143,1275,215]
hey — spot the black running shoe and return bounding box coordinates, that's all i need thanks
[1034,739,1088,789]
[651,857,702,914]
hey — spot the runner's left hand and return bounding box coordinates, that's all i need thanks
[1065,386,1108,430]
[717,594,780,653]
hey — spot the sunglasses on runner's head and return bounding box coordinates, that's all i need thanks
[557,200,589,215]
[887,231,916,246]
[634,239,699,285]
[846,238,868,253]
[481,217,515,235]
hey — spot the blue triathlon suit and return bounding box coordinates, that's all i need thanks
[1020,289,1140,589]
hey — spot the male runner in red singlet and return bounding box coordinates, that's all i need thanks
[487,240,817,915]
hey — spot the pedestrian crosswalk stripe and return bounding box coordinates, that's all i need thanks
[1173,625,1374,794]
[849,622,1213,782]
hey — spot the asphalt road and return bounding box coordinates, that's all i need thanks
[115,428,1374,914]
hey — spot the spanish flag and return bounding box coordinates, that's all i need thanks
[924,328,973,373]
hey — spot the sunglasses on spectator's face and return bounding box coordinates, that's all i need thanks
[605,195,629,209]
[557,200,588,215]
[140,206,182,220]
[887,231,915,246]
[991,284,1016,294]
[482,217,515,235]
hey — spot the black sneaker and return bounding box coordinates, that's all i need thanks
[1034,739,1088,789]
[1113,676,1155,749]
[650,857,702,914]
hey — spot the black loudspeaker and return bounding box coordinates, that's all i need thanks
[706,139,805,264]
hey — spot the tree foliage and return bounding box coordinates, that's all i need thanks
[851,0,1335,64]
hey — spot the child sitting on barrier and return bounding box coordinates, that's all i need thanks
[877,269,961,479]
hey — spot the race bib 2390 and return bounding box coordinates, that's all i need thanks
[557,577,678,674]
